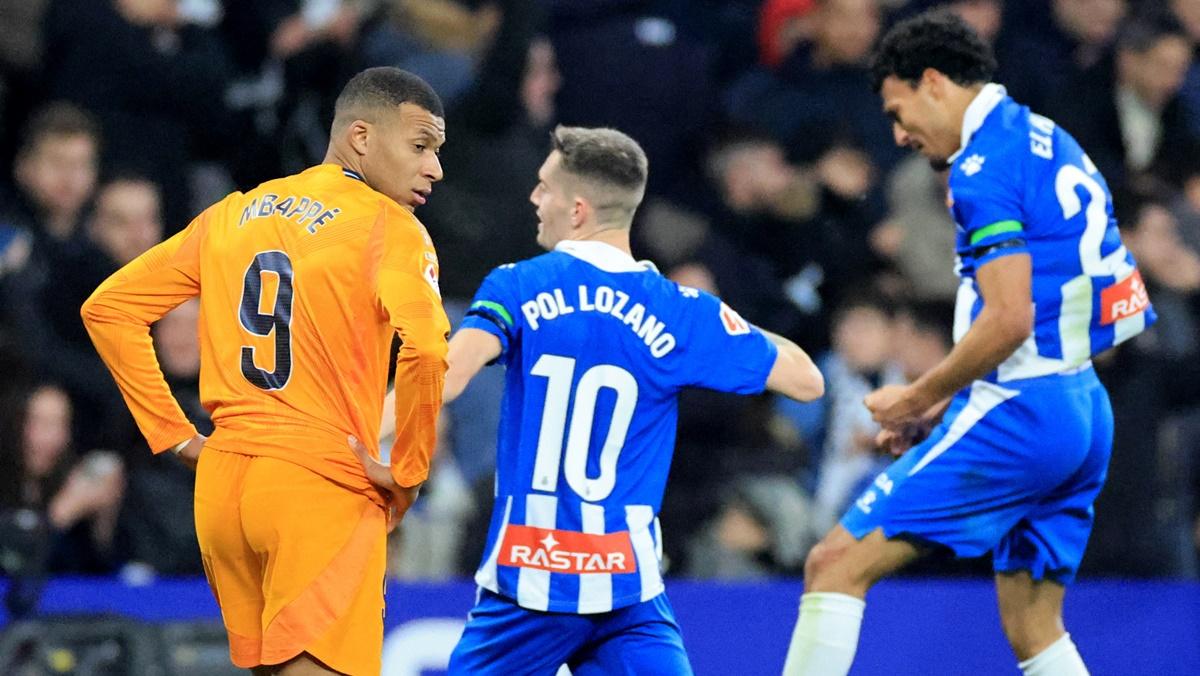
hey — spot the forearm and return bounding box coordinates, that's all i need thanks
[909,308,1027,406]
[389,340,448,488]
[761,328,825,401]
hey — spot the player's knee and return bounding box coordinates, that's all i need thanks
[999,609,1064,660]
[803,540,857,593]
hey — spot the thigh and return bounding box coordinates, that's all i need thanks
[571,594,693,676]
[448,589,591,676]
[994,382,1113,585]
[194,449,263,668]
[240,457,388,676]
[841,380,1092,558]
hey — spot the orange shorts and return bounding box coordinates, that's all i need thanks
[194,449,387,675]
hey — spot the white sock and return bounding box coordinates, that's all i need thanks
[781,592,865,676]
[1018,633,1089,676]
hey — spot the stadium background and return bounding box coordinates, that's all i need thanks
[0,0,1198,673]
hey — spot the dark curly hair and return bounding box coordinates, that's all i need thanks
[870,10,996,92]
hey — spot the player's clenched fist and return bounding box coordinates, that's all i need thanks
[864,384,929,428]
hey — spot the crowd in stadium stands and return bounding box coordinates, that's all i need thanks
[1,0,1199,597]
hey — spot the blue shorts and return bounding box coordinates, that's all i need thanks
[841,367,1113,584]
[448,588,693,675]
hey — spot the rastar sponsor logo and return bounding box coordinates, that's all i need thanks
[1100,269,1150,325]
[499,525,637,574]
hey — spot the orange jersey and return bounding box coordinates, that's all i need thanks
[82,164,450,497]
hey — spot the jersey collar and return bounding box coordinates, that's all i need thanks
[949,82,1007,164]
[555,240,655,273]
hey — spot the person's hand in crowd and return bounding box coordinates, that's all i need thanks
[115,0,179,27]
[816,146,874,200]
[47,451,125,530]
[869,219,904,260]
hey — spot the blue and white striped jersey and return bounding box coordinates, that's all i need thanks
[459,240,778,613]
[947,84,1156,382]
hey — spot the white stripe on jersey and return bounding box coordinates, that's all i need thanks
[625,505,664,602]
[1113,303,1146,345]
[908,380,1019,477]
[654,517,663,562]
[517,494,557,611]
[577,502,612,614]
[474,496,513,593]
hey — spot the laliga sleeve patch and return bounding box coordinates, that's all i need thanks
[423,261,440,297]
[719,302,750,336]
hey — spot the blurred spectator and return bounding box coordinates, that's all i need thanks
[757,0,817,69]
[2,103,98,255]
[996,0,1127,115]
[1088,196,1200,577]
[727,0,902,173]
[686,476,814,578]
[0,384,126,575]
[361,0,501,105]
[5,176,162,451]
[414,0,547,300]
[870,156,959,301]
[1044,11,1198,197]
[891,301,955,384]
[117,299,207,576]
[0,0,52,171]
[42,0,232,227]
[550,1,715,202]
[779,292,905,536]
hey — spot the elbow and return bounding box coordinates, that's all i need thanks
[804,365,826,401]
[793,363,825,402]
[79,293,103,330]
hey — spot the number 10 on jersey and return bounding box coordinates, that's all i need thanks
[529,355,639,502]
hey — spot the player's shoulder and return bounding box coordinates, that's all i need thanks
[952,99,1030,186]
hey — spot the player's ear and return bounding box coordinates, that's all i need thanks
[347,120,370,157]
[920,68,942,97]
[571,196,588,228]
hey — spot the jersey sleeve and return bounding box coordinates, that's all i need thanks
[458,264,521,363]
[377,213,450,488]
[950,144,1030,267]
[675,289,778,394]
[80,200,214,452]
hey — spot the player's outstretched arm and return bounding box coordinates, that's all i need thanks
[444,327,502,404]
[866,253,1032,428]
[761,329,825,402]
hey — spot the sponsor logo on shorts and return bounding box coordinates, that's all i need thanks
[1100,269,1149,325]
[498,525,636,574]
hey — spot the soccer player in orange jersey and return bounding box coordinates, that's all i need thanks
[81,67,450,675]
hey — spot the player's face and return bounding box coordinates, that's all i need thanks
[363,102,445,211]
[880,75,959,170]
[530,151,574,250]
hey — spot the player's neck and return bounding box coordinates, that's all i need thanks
[568,226,632,256]
[323,147,363,176]
[949,84,987,153]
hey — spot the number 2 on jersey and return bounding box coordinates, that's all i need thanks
[239,251,294,390]
[530,354,639,502]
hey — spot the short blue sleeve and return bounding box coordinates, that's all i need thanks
[459,265,521,361]
[675,290,778,394]
[950,144,1030,266]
